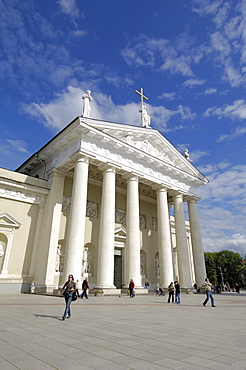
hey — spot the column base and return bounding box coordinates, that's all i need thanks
[35,285,57,294]
[121,287,148,295]
[180,287,194,293]
[90,288,121,296]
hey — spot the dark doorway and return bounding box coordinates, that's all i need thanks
[114,255,122,289]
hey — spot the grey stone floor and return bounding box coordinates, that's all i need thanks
[0,290,246,370]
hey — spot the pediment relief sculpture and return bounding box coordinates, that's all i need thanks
[123,136,175,166]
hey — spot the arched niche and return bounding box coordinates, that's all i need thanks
[0,233,7,272]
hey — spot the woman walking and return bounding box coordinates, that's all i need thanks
[59,274,76,320]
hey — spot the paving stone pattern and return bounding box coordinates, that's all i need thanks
[0,291,246,369]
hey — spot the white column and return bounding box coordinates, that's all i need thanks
[188,199,206,288]
[157,187,173,287]
[95,166,116,289]
[173,193,192,289]
[125,175,141,288]
[63,155,89,281]
[35,169,65,289]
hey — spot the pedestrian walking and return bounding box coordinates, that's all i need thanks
[167,282,174,303]
[59,274,76,320]
[129,279,135,298]
[145,280,149,289]
[174,281,181,304]
[203,278,216,307]
[81,278,89,299]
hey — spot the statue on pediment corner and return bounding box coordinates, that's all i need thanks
[82,90,93,118]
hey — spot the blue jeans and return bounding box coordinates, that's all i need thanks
[175,293,180,304]
[203,290,215,306]
[63,294,72,318]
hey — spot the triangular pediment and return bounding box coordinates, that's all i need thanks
[0,213,21,228]
[82,118,206,181]
[114,227,126,239]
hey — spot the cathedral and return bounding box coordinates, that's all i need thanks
[0,97,208,294]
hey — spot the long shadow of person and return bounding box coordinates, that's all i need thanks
[34,314,61,320]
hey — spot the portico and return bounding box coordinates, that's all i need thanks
[0,116,208,294]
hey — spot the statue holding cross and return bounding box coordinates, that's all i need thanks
[135,88,151,128]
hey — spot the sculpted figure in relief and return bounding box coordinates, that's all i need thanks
[82,90,93,117]
[55,244,65,272]
[83,247,94,274]
[140,253,146,276]
[0,245,4,258]
[155,252,160,278]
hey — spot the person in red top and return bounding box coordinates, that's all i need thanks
[129,279,135,298]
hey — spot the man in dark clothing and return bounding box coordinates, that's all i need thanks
[174,281,181,304]
[81,278,89,299]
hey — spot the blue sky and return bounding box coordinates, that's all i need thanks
[0,0,246,257]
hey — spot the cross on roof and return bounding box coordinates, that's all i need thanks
[135,88,148,108]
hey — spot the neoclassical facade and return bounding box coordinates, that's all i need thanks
[0,117,207,294]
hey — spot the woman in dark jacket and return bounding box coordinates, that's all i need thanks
[59,274,76,320]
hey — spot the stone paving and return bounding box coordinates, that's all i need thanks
[0,290,246,370]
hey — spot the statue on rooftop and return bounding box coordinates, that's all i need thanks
[135,88,151,128]
[139,105,151,128]
[184,149,190,160]
[82,90,93,118]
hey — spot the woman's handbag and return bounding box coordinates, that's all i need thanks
[72,291,77,301]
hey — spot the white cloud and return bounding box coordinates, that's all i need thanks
[160,55,193,77]
[204,99,246,120]
[189,150,210,163]
[5,139,29,154]
[22,85,198,135]
[217,126,246,142]
[57,0,80,17]
[192,0,223,16]
[158,92,176,100]
[122,35,195,77]
[198,162,246,256]
[176,105,196,120]
[213,2,231,28]
[204,87,217,95]
[183,78,206,88]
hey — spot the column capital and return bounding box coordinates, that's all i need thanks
[186,196,201,203]
[70,151,89,164]
[172,192,184,200]
[99,163,116,174]
[126,173,139,182]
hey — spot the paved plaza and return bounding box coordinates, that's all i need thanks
[0,291,246,370]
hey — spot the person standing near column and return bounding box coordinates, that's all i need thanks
[145,280,149,289]
[167,282,175,303]
[59,274,76,320]
[174,281,181,304]
[129,279,135,298]
[203,278,216,307]
[81,277,89,299]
